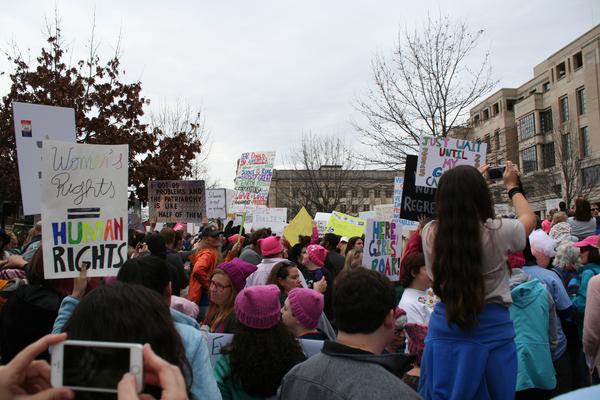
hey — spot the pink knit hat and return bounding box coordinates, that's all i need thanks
[574,235,599,249]
[218,258,257,292]
[307,244,328,267]
[235,285,281,329]
[287,288,323,329]
[259,236,284,257]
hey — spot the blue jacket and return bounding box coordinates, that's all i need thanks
[52,296,221,400]
[509,278,557,391]
[573,263,600,314]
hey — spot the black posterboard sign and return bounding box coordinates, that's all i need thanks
[400,155,436,222]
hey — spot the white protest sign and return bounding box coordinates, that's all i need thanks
[545,198,562,212]
[206,333,323,366]
[393,176,403,222]
[231,151,276,212]
[253,207,287,234]
[359,210,376,220]
[41,140,128,279]
[374,204,394,221]
[362,219,402,281]
[148,180,206,223]
[314,212,331,236]
[416,136,486,188]
[206,189,227,220]
[12,102,77,215]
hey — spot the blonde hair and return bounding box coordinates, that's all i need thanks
[344,249,364,271]
[552,211,568,225]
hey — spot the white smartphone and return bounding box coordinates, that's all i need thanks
[50,340,144,394]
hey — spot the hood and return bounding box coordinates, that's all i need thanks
[510,278,545,309]
[509,268,530,289]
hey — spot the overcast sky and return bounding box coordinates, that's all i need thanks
[1,0,598,188]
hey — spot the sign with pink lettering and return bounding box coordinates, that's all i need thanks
[41,140,128,279]
[415,136,486,188]
[231,151,276,211]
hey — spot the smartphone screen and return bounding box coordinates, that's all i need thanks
[63,344,130,389]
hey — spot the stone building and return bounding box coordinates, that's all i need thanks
[267,167,400,217]
[454,24,600,212]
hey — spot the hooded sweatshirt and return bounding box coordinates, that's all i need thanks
[509,270,557,391]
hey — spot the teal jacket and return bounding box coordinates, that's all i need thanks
[214,355,265,400]
[574,263,600,314]
[509,278,557,391]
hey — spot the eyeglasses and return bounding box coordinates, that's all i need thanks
[209,281,231,291]
[592,208,598,211]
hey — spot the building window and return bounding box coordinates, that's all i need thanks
[583,165,600,186]
[542,81,550,92]
[521,146,538,173]
[559,96,569,122]
[542,142,555,169]
[483,109,489,120]
[577,87,586,115]
[340,204,347,213]
[385,190,392,198]
[518,113,535,140]
[351,204,358,214]
[362,189,369,197]
[374,189,381,198]
[328,189,335,198]
[573,52,583,69]
[556,62,566,79]
[540,108,553,133]
[506,99,516,112]
[363,204,370,211]
[581,126,590,157]
[351,189,357,198]
[495,129,500,150]
[562,133,572,160]
[492,103,499,116]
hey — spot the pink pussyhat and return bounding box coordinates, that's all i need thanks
[574,235,599,249]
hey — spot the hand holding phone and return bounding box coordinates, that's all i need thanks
[0,333,74,400]
[117,344,188,400]
[51,340,144,394]
[488,165,506,181]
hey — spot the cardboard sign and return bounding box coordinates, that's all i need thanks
[206,333,323,367]
[416,136,486,188]
[283,207,313,246]
[393,177,403,222]
[314,212,332,236]
[231,151,276,211]
[400,155,436,222]
[41,140,128,279]
[362,219,402,281]
[253,207,287,234]
[374,204,394,221]
[325,211,366,238]
[12,102,77,215]
[148,180,206,223]
[206,189,227,220]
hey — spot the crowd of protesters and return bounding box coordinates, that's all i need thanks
[1,160,600,399]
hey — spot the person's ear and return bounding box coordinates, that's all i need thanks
[383,309,395,329]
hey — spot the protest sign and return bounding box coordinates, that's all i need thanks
[359,210,376,220]
[416,136,486,188]
[41,140,128,279]
[545,198,562,212]
[283,207,313,246]
[148,180,206,223]
[253,207,287,234]
[325,211,366,238]
[362,219,402,281]
[400,219,419,252]
[206,189,227,220]
[393,177,403,222]
[206,333,323,367]
[374,204,394,221]
[400,155,436,222]
[231,151,276,211]
[12,102,77,215]
[314,212,332,236]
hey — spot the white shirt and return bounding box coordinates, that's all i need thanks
[398,288,436,325]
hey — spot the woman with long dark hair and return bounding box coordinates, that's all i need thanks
[568,198,596,241]
[266,260,302,304]
[214,285,306,398]
[418,161,536,399]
